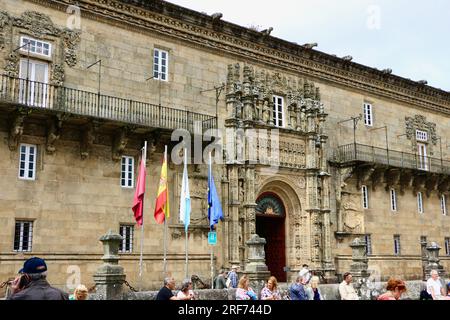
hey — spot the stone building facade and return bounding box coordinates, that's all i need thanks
[0,0,449,291]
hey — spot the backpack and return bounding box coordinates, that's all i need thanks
[419,289,433,300]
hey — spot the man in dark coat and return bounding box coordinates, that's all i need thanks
[8,257,68,300]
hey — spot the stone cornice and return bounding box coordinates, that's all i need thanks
[28,0,450,115]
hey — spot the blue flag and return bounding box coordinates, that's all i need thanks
[208,154,223,231]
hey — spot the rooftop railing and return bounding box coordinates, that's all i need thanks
[334,143,450,175]
[0,75,217,133]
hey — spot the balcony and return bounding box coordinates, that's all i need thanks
[334,143,450,175]
[0,75,217,134]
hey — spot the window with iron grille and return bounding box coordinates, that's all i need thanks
[14,221,33,252]
[20,36,52,58]
[153,48,168,81]
[272,95,285,128]
[18,144,37,180]
[363,103,373,126]
[441,195,448,216]
[417,192,424,214]
[445,238,450,256]
[362,185,369,209]
[119,225,134,253]
[121,156,134,188]
[390,189,397,212]
[365,234,372,256]
[394,235,401,256]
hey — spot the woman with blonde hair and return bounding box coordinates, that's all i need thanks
[69,284,89,300]
[260,276,281,300]
[306,276,323,300]
[235,275,257,300]
[377,279,406,300]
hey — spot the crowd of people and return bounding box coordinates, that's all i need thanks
[5,257,450,301]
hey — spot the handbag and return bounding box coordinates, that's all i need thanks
[226,278,232,288]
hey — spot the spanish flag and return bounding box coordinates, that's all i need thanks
[154,146,170,224]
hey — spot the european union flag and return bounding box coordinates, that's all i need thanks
[207,154,224,231]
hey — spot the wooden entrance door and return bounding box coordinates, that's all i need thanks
[255,193,287,282]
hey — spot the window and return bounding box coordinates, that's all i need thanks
[20,36,52,57]
[363,103,373,126]
[445,238,450,256]
[19,59,49,107]
[394,235,401,256]
[18,144,37,180]
[121,156,134,188]
[416,130,428,142]
[441,195,448,216]
[14,221,33,252]
[417,143,428,171]
[362,185,369,209]
[272,95,284,128]
[417,192,424,214]
[119,225,134,253]
[365,234,372,256]
[390,189,397,212]
[153,48,168,81]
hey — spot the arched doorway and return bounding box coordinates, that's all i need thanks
[256,192,286,282]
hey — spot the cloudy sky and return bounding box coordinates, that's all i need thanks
[166,0,450,92]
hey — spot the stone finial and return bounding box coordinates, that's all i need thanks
[93,230,126,300]
[211,12,223,21]
[425,242,445,278]
[342,55,353,62]
[260,27,273,36]
[382,68,392,75]
[417,80,428,85]
[303,43,318,49]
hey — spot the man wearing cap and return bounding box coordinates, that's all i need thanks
[8,257,68,300]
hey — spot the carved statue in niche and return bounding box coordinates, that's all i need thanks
[341,192,364,233]
[262,99,270,124]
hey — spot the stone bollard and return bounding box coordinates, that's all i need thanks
[245,234,271,295]
[93,230,126,300]
[349,237,370,299]
[425,242,445,279]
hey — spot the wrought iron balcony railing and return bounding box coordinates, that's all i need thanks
[334,143,450,175]
[0,75,217,133]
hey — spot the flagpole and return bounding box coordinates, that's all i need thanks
[184,148,189,280]
[209,151,214,289]
[139,141,147,290]
[163,145,168,278]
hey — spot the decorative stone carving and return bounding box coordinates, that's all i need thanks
[438,177,450,194]
[371,167,384,191]
[0,11,10,50]
[355,165,375,189]
[399,170,413,195]
[62,28,81,67]
[5,52,20,77]
[13,11,60,38]
[50,64,65,86]
[412,173,427,194]
[384,168,400,191]
[8,109,29,151]
[112,127,130,161]
[405,115,438,154]
[5,11,81,70]
[46,113,67,154]
[425,174,439,197]
[341,192,363,234]
[80,122,97,159]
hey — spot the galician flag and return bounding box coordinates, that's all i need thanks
[154,147,170,224]
[207,153,224,230]
[179,149,191,232]
[132,149,146,226]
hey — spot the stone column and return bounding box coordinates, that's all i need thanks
[93,230,126,300]
[349,237,370,299]
[227,165,240,267]
[425,242,445,278]
[245,234,271,294]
